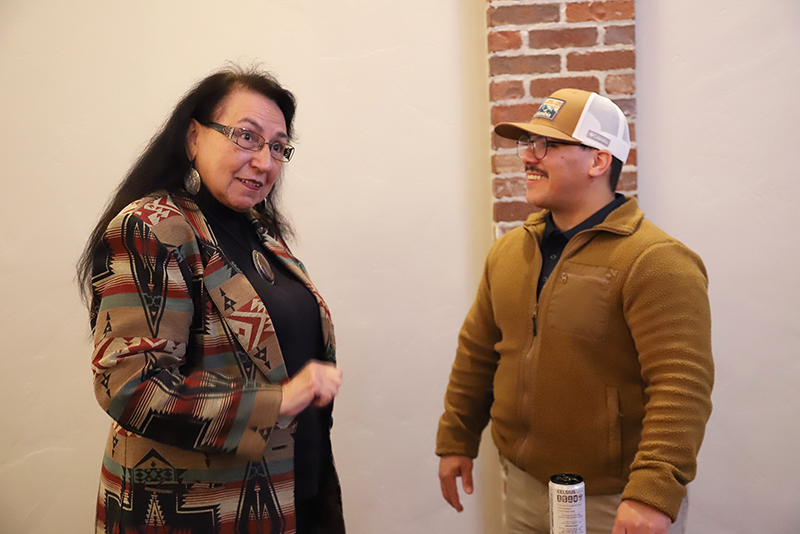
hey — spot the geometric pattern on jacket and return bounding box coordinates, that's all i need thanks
[90,192,336,534]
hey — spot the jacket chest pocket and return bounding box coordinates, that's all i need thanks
[545,262,617,340]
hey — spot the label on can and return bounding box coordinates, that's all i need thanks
[549,473,586,534]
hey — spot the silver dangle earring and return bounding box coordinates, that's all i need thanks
[184,166,201,195]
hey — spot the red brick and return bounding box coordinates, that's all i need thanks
[490,80,525,101]
[493,177,528,198]
[488,5,560,27]
[606,73,635,95]
[566,1,635,23]
[489,31,523,52]
[617,169,637,191]
[625,147,637,165]
[492,153,524,174]
[567,49,635,71]
[491,103,541,125]
[494,201,539,222]
[605,24,635,45]
[528,28,599,49]
[612,97,636,119]
[490,54,561,76]
[496,224,519,237]
[529,76,600,98]
[628,122,635,142]
[493,133,518,150]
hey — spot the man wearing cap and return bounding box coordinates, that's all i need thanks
[436,89,713,534]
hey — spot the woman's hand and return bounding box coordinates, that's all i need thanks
[279,361,343,417]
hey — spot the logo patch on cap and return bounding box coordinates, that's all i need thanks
[586,130,611,147]
[533,97,566,121]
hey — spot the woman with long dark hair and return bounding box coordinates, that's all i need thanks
[78,65,345,534]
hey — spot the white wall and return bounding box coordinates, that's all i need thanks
[637,1,800,533]
[4,1,797,533]
[0,1,497,533]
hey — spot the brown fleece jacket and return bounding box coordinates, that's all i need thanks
[436,196,714,521]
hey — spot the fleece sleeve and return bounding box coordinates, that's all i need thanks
[90,206,282,461]
[620,241,714,521]
[436,254,503,459]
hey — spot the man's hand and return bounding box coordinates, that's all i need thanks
[280,361,342,417]
[438,455,474,512]
[611,499,671,534]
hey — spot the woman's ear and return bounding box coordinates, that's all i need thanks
[186,119,200,161]
[588,149,612,179]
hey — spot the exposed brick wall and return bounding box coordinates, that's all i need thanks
[487,0,636,235]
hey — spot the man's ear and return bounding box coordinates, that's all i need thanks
[186,119,200,161]
[588,149,612,179]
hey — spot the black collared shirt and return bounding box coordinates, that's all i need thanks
[537,193,626,297]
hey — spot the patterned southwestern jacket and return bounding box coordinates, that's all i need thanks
[90,191,336,534]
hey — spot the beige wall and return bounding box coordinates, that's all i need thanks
[2,0,799,533]
[0,1,496,532]
[637,1,800,532]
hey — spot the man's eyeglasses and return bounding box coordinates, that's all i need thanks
[206,122,295,163]
[516,135,583,160]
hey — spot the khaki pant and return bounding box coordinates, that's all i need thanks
[500,457,688,534]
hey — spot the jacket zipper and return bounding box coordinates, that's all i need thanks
[560,272,611,285]
[515,227,599,462]
[514,213,633,462]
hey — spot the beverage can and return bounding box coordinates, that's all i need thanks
[549,473,586,534]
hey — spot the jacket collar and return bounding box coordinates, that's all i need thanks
[169,193,335,384]
[245,211,336,364]
[523,195,644,237]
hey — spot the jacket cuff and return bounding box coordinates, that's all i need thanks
[235,385,283,461]
[621,467,687,522]
[436,422,480,458]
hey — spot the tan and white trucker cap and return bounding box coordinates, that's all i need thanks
[495,88,631,163]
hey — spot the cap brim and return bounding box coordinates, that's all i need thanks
[495,121,581,143]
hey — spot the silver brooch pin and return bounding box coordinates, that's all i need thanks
[252,250,275,284]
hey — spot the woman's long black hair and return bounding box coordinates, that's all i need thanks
[77,64,297,305]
